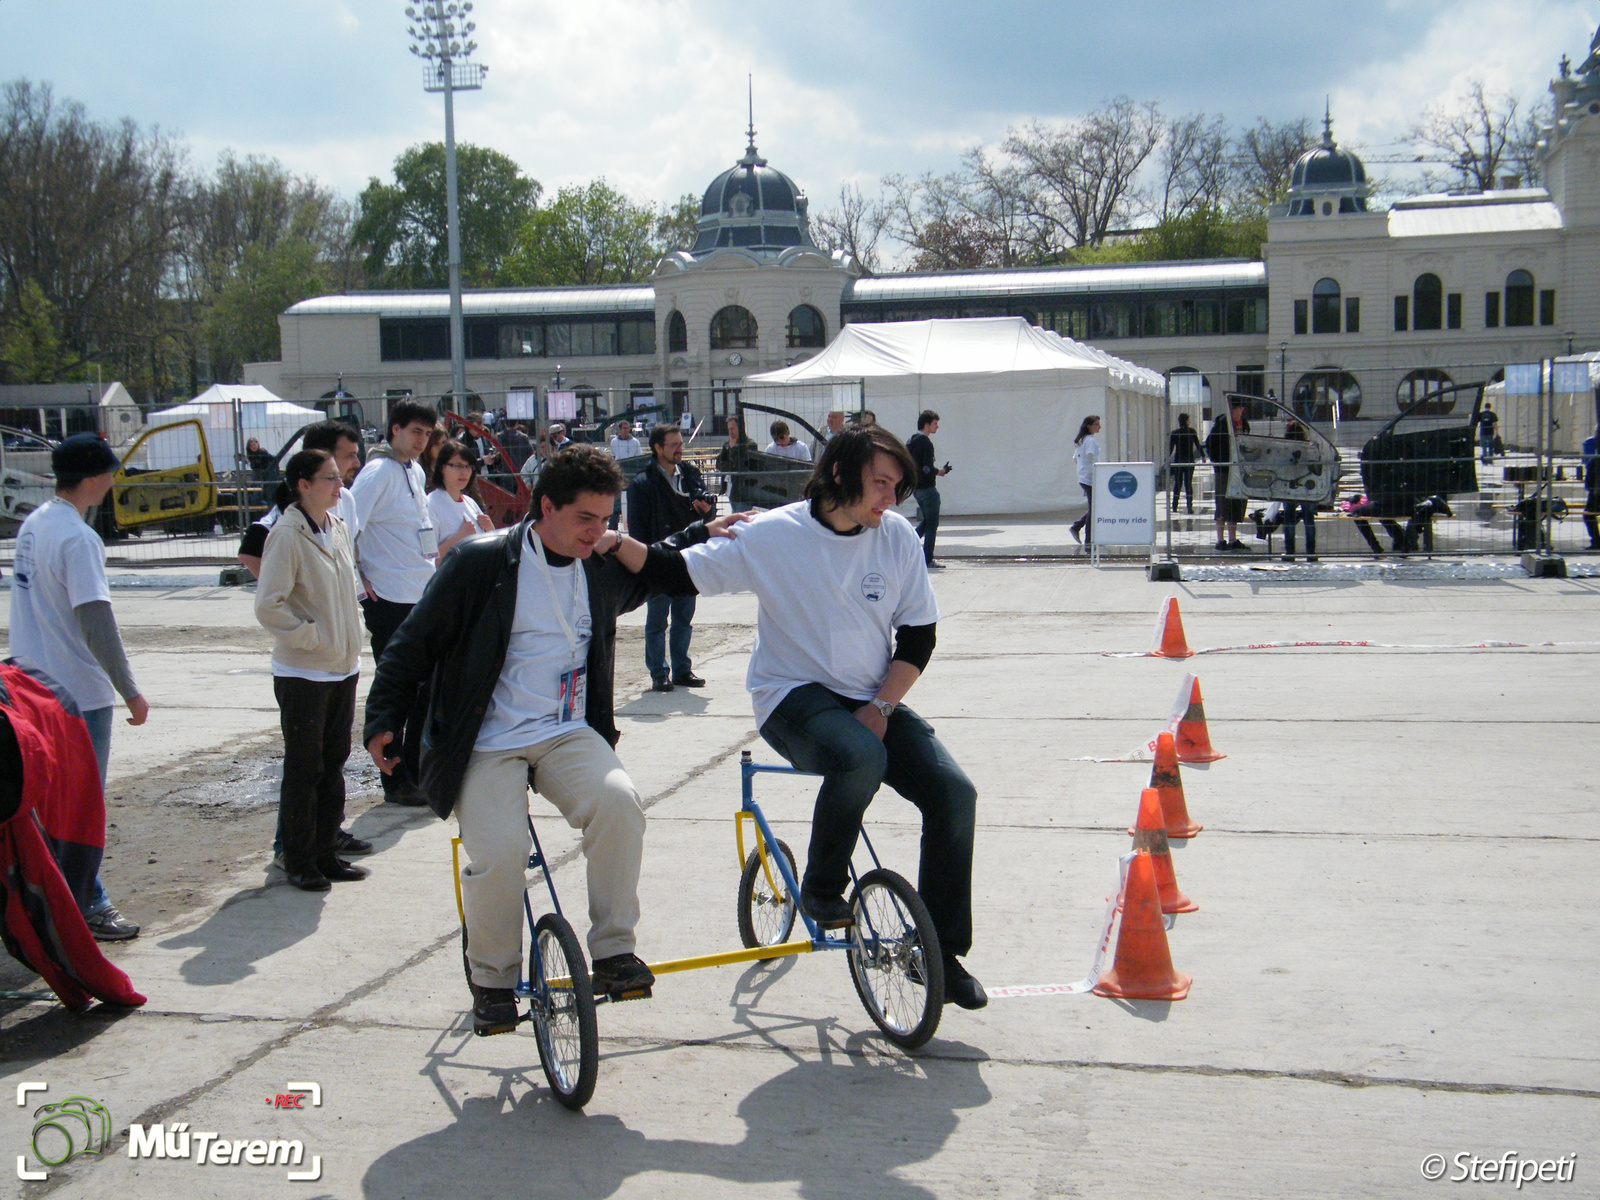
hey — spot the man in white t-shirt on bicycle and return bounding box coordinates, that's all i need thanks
[610,425,985,1009]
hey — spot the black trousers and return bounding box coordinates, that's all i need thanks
[361,597,428,797]
[758,684,978,957]
[274,675,358,872]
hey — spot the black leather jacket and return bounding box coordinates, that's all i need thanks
[362,516,706,818]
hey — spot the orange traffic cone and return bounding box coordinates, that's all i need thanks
[1094,851,1192,1001]
[1150,730,1203,838]
[1149,596,1194,658]
[1128,787,1197,913]
[1173,674,1226,763]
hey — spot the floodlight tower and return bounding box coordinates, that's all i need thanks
[406,2,486,407]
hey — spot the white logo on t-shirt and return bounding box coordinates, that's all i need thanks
[860,572,886,602]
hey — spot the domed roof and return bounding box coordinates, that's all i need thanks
[1283,109,1371,216]
[690,122,814,257]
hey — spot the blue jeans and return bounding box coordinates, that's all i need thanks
[645,593,695,682]
[912,487,941,564]
[81,706,113,913]
[758,683,977,956]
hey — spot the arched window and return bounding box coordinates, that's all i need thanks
[1292,368,1362,421]
[667,310,687,353]
[1311,278,1341,334]
[786,304,826,349]
[1413,273,1443,331]
[710,305,758,350]
[1505,269,1535,327]
[1396,368,1455,415]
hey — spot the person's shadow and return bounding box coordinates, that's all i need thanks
[157,884,327,986]
[364,960,991,1199]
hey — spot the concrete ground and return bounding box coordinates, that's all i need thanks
[1,560,1597,1199]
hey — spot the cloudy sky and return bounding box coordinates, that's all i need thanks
[2,0,1592,215]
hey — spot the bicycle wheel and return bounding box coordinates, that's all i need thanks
[737,837,798,951]
[846,868,944,1050]
[528,912,598,1110]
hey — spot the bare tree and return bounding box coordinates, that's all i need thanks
[1409,79,1524,192]
[1158,113,1234,220]
[811,182,887,273]
[1236,116,1317,210]
[1001,96,1164,249]
[1507,99,1551,188]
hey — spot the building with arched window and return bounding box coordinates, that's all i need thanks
[254,25,1600,433]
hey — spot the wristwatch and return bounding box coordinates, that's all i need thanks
[870,698,896,719]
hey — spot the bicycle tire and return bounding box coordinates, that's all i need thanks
[736,837,798,951]
[528,912,599,1110]
[846,868,944,1050]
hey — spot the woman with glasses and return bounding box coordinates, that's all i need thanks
[254,449,368,891]
[427,439,495,557]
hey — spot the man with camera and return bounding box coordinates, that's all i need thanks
[904,410,951,570]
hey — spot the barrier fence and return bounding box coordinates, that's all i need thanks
[0,364,1593,567]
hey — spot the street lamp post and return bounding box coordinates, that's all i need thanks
[1278,342,1288,414]
[406,2,486,409]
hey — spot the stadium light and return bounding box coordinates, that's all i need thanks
[405,2,487,408]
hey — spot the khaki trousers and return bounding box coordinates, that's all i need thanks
[456,725,646,988]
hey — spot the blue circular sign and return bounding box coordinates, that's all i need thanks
[1108,470,1138,499]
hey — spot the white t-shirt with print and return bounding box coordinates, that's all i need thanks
[9,498,117,711]
[680,501,939,728]
[350,455,435,604]
[426,488,485,545]
[474,531,593,751]
[765,440,812,463]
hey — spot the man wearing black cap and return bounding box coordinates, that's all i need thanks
[10,433,148,940]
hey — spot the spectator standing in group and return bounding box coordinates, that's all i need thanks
[254,449,369,892]
[427,440,496,558]
[1582,423,1599,550]
[1167,412,1204,515]
[1478,404,1500,464]
[418,423,448,479]
[520,427,551,492]
[904,409,950,569]
[766,420,812,463]
[814,410,846,458]
[351,399,439,805]
[717,414,757,508]
[628,424,715,692]
[245,437,275,480]
[1207,405,1249,551]
[548,423,573,453]
[1279,422,1318,562]
[9,434,148,940]
[1068,414,1101,547]
[499,421,533,474]
[608,421,643,461]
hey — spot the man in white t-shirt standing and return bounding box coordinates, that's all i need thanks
[626,425,986,1009]
[351,398,438,805]
[608,421,643,460]
[10,433,149,941]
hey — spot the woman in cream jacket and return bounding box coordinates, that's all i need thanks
[255,449,369,891]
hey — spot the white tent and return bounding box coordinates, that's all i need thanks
[147,385,322,471]
[745,317,1166,515]
[1482,355,1599,455]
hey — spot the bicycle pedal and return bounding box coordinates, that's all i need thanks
[604,985,653,1002]
[472,1019,519,1037]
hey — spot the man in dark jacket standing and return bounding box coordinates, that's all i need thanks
[627,424,715,691]
[363,446,735,1035]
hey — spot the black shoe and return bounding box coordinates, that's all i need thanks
[943,955,988,1010]
[926,560,946,570]
[1227,539,1248,551]
[1214,540,1228,552]
[286,867,331,892]
[591,952,656,998]
[1307,555,1319,563]
[651,677,675,693]
[317,856,370,882]
[799,889,855,930]
[1280,555,1295,563]
[384,787,428,807]
[335,829,373,856]
[470,983,520,1036]
[671,673,706,688]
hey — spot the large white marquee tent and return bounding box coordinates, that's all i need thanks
[745,317,1166,515]
[145,384,322,471]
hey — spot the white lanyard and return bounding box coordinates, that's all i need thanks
[526,525,581,660]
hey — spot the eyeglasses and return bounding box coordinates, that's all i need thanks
[312,473,342,484]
